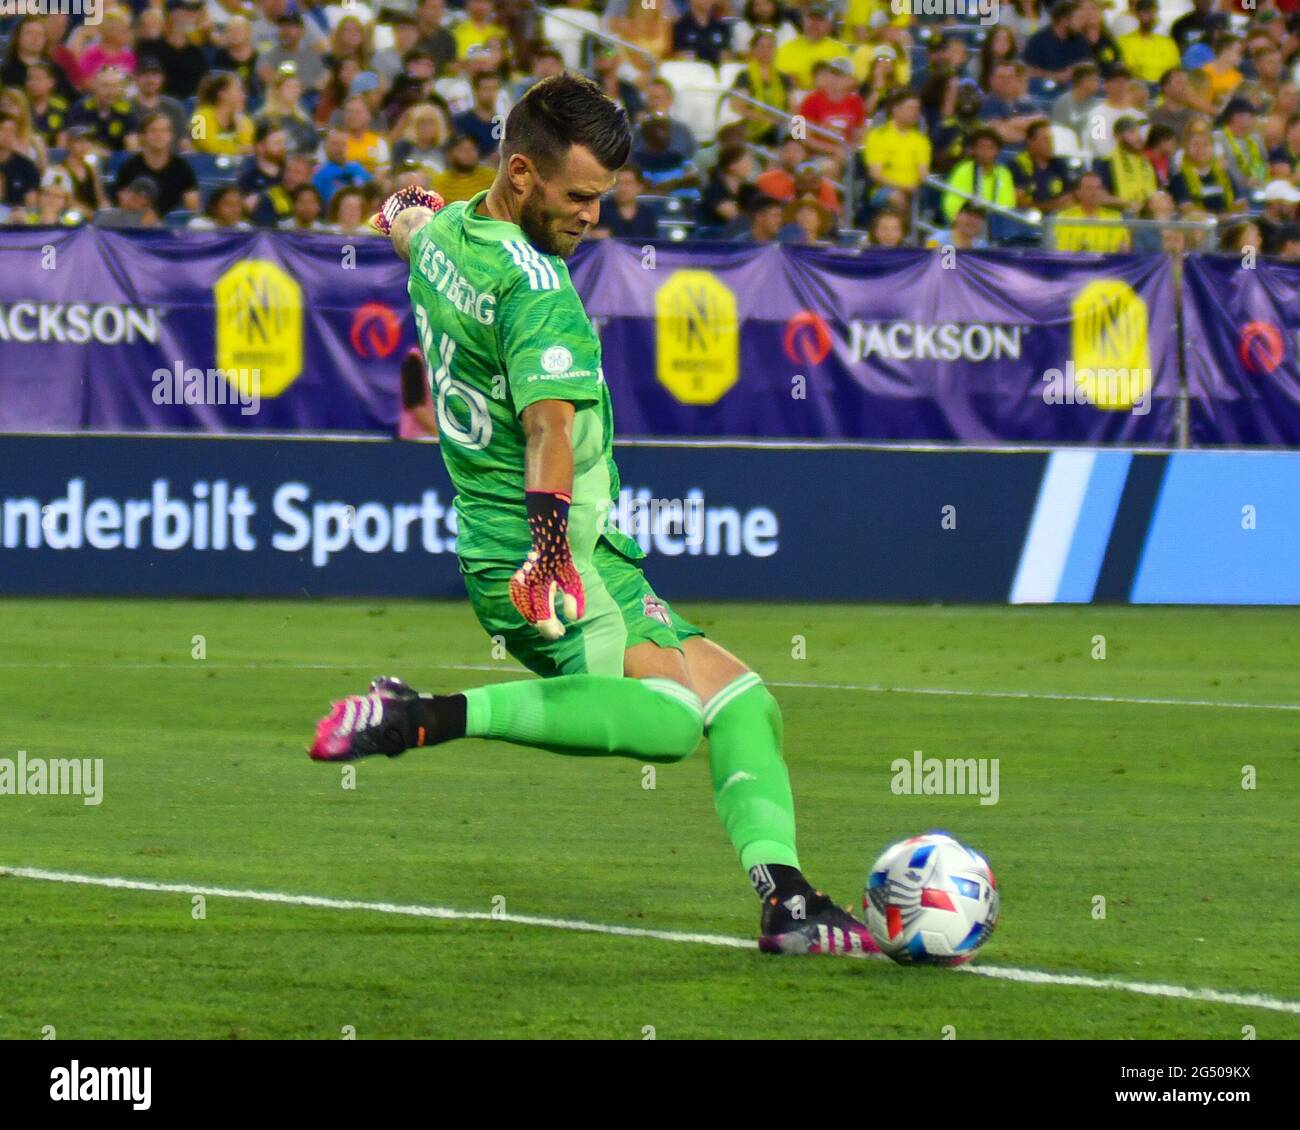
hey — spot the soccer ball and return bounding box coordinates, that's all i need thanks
[863,832,999,965]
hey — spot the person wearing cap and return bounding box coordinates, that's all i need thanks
[863,90,929,215]
[113,176,164,227]
[256,66,319,154]
[1023,1,1091,84]
[1095,114,1157,212]
[258,6,326,92]
[775,5,849,93]
[20,167,82,226]
[191,72,255,155]
[799,57,866,153]
[453,0,508,61]
[1216,98,1269,192]
[1053,169,1130,251]
[73,7,137,90]
[980,61,1041,147]
[65,67,139,153]
[1085,64,1140,158]
[1117,0,1179,85]
[1257,179,1300,255]
[113,111,200,216]
[1012,118,1074,214]
[941,127,1015,223]
[1199,33,1245,104]
[146,3,211,101]
[428,131,494,203]
[671,0,733,68]
[1169,121,1242,216]
[727,28,791,147]
[251,0,327,57]
[739,192,786,243]
[130,56,190,146]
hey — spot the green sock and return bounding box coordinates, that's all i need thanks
[462,675,703,763]
[703,674,800,873]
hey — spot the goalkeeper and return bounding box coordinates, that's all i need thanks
[309,74,875,956]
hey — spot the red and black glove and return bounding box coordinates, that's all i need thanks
[368,186,446,236]
[509,491,586,641]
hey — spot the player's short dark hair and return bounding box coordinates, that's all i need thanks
[502,73,631,177]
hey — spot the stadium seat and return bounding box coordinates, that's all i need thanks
[106,150,134,179]
[658,61,728,146]
[1028,77,1060,101]
[638,195,695,224]
[541,8,601,70]
[1050,124,1084,160]
[186,152,241,194]
[717,61,746,90]
[46,147,66,167]
[163,209,196,228]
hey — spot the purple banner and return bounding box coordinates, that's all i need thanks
[0,229,1179,442]
[1182,256,1300,446]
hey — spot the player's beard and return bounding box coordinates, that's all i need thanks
[519,185,578,258]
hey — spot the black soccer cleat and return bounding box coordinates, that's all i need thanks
[308,676,420,761]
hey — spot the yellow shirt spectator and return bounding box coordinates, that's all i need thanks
[844,0,910,37]
[852,43,911,88]
[454,20,508,58]
[344,131,390,173]
[863,120,931,191]
[431,164,496,204]
[776,36,850,91]
[1053,206,1131,251]
[1118,30,1181,84]
[190,106,254,155]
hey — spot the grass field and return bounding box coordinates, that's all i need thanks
[1,599,1297,1040]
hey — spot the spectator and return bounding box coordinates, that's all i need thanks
[340,93,390,172]
[131,57,189,147]
[604,0,674,70]
[672,0,732,67]
[1274,223,1300,262]
[257,66,319,154]
[103,176,162,227]
[1118,0,1180,86]
[980,61,1040,146]
[513,45,564,101]
[778,193,834,245]
[453,72,503,160]
[392,103,449,176]
[316,58,362,127]
[775,5,848,93]
[739,193,785,243]
[453,0,507,60]
[638,79,697,160]
[0,89,47,167]
[1259,84,1297,156]
[1220,219,1262,256]
[413,0,458,76]
[3,16,74,99]
[1053,169,1129,250]
[590,164,657,240]
[857,45,904,122]
[1052,61,1101,145]
[113,111,200,216]
[1170,0,1215,55]
[1216,99,1269,194]
[1132,188,1175,253]
[0,114,40,208]
[435,42,504,119]
[698,144,755,229]
[1147,68,1204,142]
[188,183,251,229]
[279,181,329,229]
[374,16,420,87]
[74,7,137,90]
[865,207,906,248]
[1075,0,1120,75]
[800,57,866,153]
[1003,0,1048,44]
[1097,115,1158,213]
[928,35,975,89]
[236,120,287,212]
[191,72,254,155]
[1012,118,1074,212]
[259,7,326,92]
[1270,112,1300,179]
[1169,122,1242,216]
[978,26,1021,92]
[922,69,967,176]
[212,17,264,108]
[25,62,70,147]
[591,43,644,123]
[1200,34,1244,105]
[1238,44,1287,119]
[1022,1,1091,83]
[429,131,494,203]
[313,127,373,203]
[1144,123,1177,189]
[326,15,373,74]
[731,0,800,57]
[22,168,82,226]
[862,91,931,215]
[729,29,791,147]
[59,125,108,212]
[329,184,370,235]
[930,201,988,250]
[631,111,699,195]
[1086,64,1139,158]
[65,66,138,153]
[249,150,311,225]
[942,128,1015,222]
[143,2,210,101]
[1257,180,1300,255]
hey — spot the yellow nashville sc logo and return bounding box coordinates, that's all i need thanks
[655,270,739,405]
[1069,279,1151,411]
[214,260,303,397]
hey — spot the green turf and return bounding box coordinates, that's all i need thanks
[1,600,1297,1039]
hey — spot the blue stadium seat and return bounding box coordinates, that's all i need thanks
[163,209,196,228]
[106,149,134,179]
[638,195,696,224]
[186,152,241,194]
[1028,78,1061,100]
[46,147,66,167]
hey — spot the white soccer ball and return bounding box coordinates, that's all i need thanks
[863,832,999,965]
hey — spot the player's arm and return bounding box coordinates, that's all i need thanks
[368,186,447,260]
[522,399,575,496]
[389,206,439,262]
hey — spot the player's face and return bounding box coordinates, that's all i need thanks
[520,144,617,258]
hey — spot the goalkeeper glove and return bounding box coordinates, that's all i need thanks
[509,490,585,641]
[368,186,446,236]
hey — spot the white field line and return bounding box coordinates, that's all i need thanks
[4,661,1300,713]
[3,865,1298,1016]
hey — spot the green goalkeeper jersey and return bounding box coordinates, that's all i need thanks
[406,190,644,570]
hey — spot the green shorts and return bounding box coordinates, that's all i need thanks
[461,539,705,678]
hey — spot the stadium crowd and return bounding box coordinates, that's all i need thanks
[0,0,1297,253]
